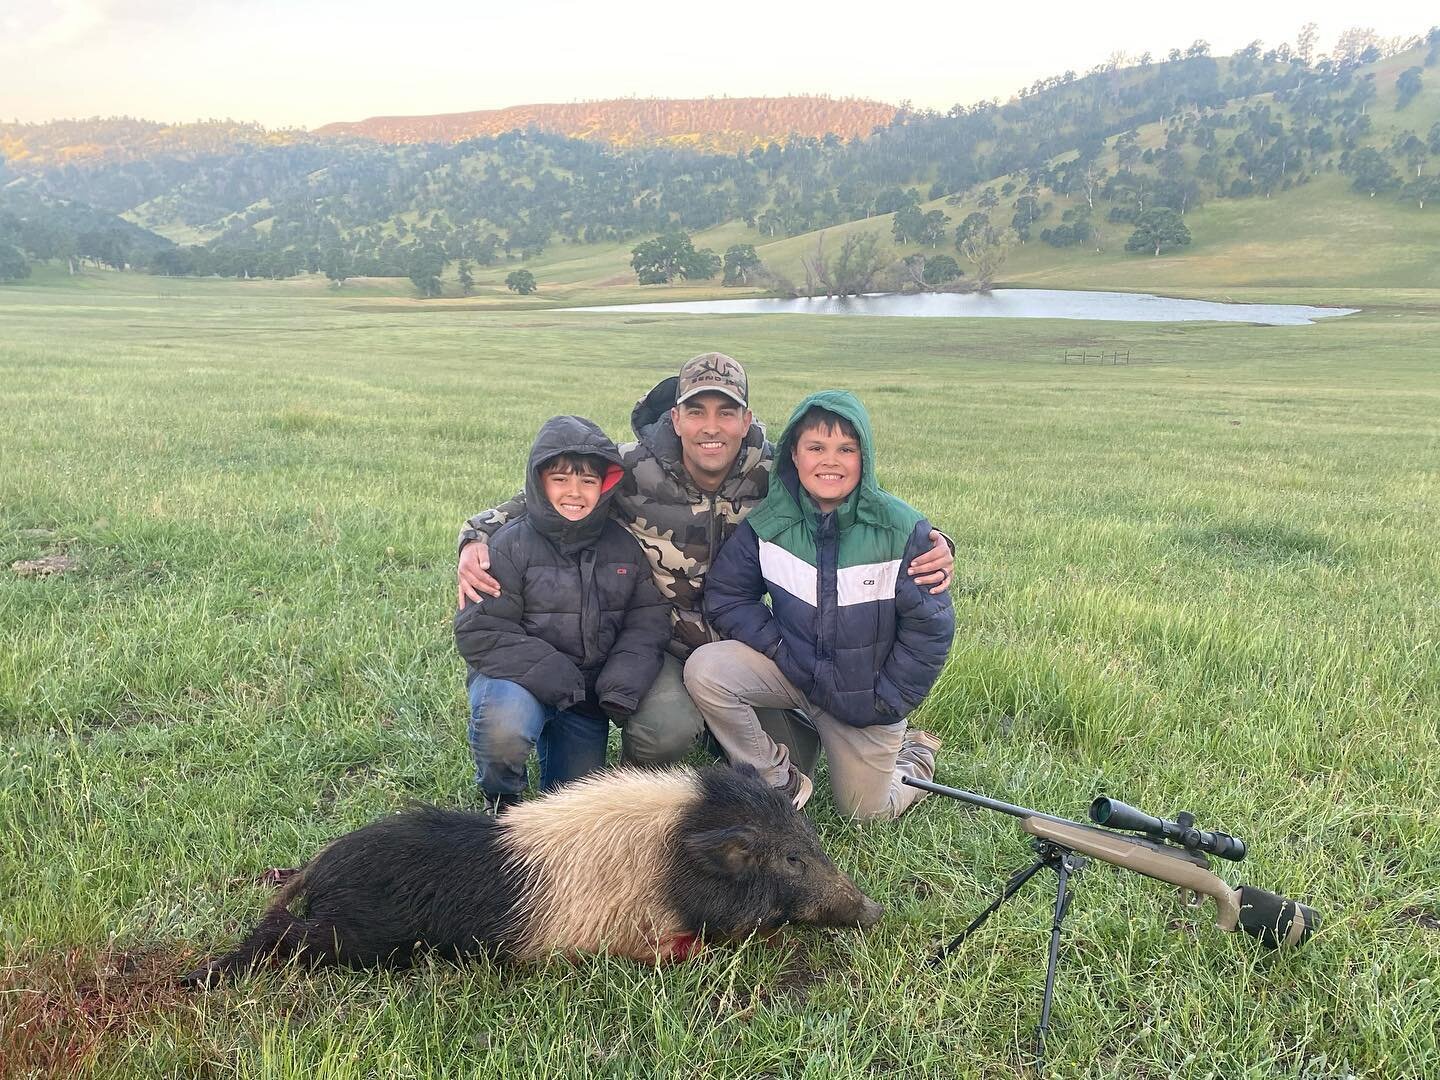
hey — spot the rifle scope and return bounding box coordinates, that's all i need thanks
[1089,797,1247,862]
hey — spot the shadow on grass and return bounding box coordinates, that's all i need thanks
[1169,521,1352,566]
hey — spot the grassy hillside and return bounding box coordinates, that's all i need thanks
[5,41,1438,299]
[2,275,1438,1078]
[489,49,1440,300]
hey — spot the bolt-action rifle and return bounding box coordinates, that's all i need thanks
[902,776,1319,1071]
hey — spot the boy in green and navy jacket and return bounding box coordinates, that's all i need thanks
[684,390,955,820]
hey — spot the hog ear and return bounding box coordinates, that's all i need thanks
[682,825,764,878]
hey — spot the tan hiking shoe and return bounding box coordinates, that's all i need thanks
[778,763,814,811]
[897,729,942,779]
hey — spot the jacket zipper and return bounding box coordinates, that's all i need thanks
[706,493,719,566]
[579,548,599,669]
[816,511,837,662]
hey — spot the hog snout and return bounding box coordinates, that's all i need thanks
[854,896,884,928]
[800,879,885,930]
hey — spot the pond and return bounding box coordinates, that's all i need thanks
[563,289,1358,326]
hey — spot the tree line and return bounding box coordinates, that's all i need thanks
[2,26,1436,288]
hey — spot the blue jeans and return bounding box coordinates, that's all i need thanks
[466,674,609,796]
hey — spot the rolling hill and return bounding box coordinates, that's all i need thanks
[315,97,899,153]
[2,31,1437,295]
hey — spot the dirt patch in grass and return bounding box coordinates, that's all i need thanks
[771,938,824,1005]
[0,942,202,1077]
[11,555,80,578]
[703,937,824,1024]
[1396,906,1440,933]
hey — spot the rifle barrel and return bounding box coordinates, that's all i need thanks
[901,776,1083,830]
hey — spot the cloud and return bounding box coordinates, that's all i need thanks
[0,0,207,56]
[1,1,113,54]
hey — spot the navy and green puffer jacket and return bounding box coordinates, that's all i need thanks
[703,391,955,728]
[454,416,671,718]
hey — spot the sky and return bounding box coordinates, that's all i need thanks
[2,1,1436,129]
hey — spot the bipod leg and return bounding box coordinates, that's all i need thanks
[1032,847,1086,1074]
[931,855,1051,966]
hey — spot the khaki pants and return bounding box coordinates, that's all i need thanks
[683,640,932,821]
[621,653,821,775]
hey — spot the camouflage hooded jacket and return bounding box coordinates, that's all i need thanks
[459,377,773,659]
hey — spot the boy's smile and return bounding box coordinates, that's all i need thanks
[791,428,861,512]
[542,466,602,521]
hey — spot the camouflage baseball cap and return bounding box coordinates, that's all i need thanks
[675,353,748,408]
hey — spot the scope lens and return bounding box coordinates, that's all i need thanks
[1089,797,1112,824]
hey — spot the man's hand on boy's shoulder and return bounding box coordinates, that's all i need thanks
[907,529,955,596]
[458,539,503,607]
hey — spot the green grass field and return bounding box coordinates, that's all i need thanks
[2,273,1438,1078]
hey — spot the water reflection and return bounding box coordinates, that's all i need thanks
[563,290,1358,326]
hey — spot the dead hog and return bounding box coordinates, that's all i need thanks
[183,764,882,986]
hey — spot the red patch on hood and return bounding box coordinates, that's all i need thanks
[601,462,625,495]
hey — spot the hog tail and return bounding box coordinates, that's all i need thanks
[266,837,340,914]
[266,865,311,914]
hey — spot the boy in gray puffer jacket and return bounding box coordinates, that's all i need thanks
[454,416,671,812]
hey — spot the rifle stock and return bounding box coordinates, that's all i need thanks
[1019,817,1242,932]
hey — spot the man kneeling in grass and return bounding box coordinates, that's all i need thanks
[685,391,955,819]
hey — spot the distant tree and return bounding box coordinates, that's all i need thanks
[475,232,501,266]
[919,209,950,247]
[1393,133,1428,178]
[505,269,537,294]
[322,249,351,288]
[1114,130,1141,172]
[958,225,1016,291]
[977,186,999,210]
[1344,147,1400,195]
[954,211,991,247]
[407,248,445,297]
[18,218,71,263]
[409,269,443,297]
[1125,207,1191,256]
[798,230,888,298]
[686,247,721,281]
[630,232,718,284]
[78,229,130,270]
[1396,67,1424,109]
[891,204,926,245]
[921,253,961,285]
[0,243,29,282]
[873,186,920,215]
[458,259,475,295]
[149,247,195,276]
[1041,208,1093,247]
[1295,22,1319,66]
[1402,176,1440,209]
[722,244,762,286]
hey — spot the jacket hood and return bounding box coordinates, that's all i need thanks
[629,376,768,488]
[631,376,681,440]
[524,415,625,552]
[751,390,887,537]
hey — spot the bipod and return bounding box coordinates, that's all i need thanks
[931,838,1088,1074]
